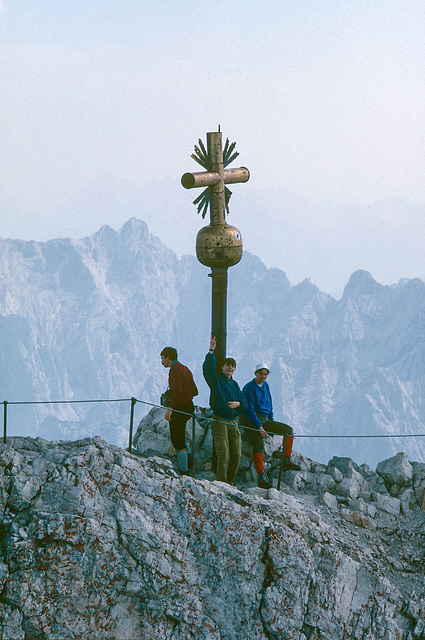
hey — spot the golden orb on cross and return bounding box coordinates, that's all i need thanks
[196,223,243,269]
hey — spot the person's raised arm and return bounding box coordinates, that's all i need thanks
[203,335,217,386]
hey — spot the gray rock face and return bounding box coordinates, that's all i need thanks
[1,434,424,640]
[377,451,413,486]
[135,409,425,519]
[133,406,214,472]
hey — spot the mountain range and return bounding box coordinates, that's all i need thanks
[1,175,425,298]
[0,217,424,467]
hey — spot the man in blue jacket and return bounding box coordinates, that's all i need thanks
[241,363,300,489]
[203,336,246,485]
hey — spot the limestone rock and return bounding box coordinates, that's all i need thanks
[320,491,338,510]
[377,452,413,487]
[0,435,425,640]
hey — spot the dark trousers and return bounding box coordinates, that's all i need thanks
[242,413,293,454]
[169,401,194,451]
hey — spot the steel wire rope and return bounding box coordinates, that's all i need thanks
[4,396,425,486]
[132,399,425,438]
[1,396,425,439]
[7,398,131,405]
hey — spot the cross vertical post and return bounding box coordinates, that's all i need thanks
[207,131,225,225]
[210,267,228,369]
[208,131,227,367]
[182,129,249,370]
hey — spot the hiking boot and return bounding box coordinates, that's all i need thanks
[258,472,272,489]
[281,458,301,471]
[272,451,301,471]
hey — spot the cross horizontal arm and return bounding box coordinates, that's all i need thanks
[222,167,250,185]
[181,172,221,189]
[181,167,250,190]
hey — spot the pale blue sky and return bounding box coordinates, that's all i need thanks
[0,1,424,294]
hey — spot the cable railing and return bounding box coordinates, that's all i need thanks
[3,397,425,491]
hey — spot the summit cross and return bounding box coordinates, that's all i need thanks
[181,129,250,368]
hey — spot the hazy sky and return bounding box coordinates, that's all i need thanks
[1,1,424,294]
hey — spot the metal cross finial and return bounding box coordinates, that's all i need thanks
[181,133,249,219]
[181,130,250,369]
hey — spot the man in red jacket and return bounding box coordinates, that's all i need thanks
[161,347,198,474]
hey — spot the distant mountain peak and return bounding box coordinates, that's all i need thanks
[343,270,382,298]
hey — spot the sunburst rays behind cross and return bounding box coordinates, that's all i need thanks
[190,138,240,219]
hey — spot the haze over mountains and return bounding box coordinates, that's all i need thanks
[1,175,424,298]
[0,217,424,467]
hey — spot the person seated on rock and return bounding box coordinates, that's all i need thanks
[161,346,198,475]
[240,363,301,489]
[202,335,246,485]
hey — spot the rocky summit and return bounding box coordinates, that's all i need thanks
[0,415,425,640]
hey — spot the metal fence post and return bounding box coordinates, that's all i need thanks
[277,434,288,491]
[191,415,196,477]
[3,401,7,444]
[128,397,137,453]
